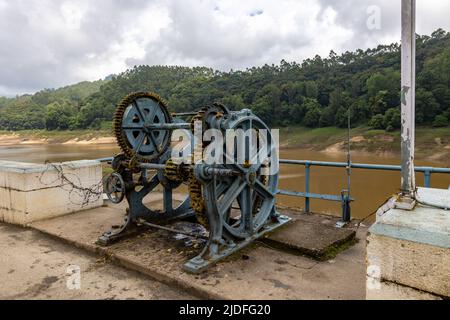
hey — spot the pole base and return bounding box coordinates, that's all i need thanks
[394,195,416,211]
[335,220,349,229]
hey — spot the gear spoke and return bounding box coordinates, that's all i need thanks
[148,132,161,153]
[132,101,146,121]
[240,186,252,229]
[147,102,158,123]
[134,132,146,154]
[218,178,247,213]
[253,179,274,199]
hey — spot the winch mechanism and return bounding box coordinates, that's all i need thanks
[99,91,290,273]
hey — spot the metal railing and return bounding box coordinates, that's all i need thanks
[278,159,450,223]
[97,156,450,223]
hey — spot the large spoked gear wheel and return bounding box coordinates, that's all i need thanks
[203,112,278,239]
[113,92,172,163]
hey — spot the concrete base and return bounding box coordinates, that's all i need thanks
[0,160,103,225]
[264,219,356,260]
[367,187,450,299]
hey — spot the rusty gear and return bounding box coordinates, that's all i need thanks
[113,92,172,164]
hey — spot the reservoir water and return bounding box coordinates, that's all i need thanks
[0,143,448,220]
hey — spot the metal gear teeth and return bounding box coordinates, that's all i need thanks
[188,107,210,228]
[164,158,184,183]
[187,103,232,228]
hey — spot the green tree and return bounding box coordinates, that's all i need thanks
[366,70,400,109]
[416,89,440,124]
[383,108,401,131]
[45,102,76,130]
[369,114,385,130]
[319,106,335,127]
[303,99,322,127]
[433,115,448,127]
[369,90,388,115]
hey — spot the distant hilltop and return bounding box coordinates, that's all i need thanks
[104,74,116,81]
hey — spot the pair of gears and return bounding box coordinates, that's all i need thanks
[101,91,289,274]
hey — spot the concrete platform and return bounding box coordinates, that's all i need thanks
[27,197,367,300]
[264,219,356,260]
[367,188,450,299]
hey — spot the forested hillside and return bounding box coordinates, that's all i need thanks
[0,80,106,130]
[1,29,449,131]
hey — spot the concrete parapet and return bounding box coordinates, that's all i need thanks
[0,160,103,225]
[366,188,450,299]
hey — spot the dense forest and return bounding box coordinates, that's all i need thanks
[1,29,449,131]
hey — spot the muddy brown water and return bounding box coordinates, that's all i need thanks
[0,144,448,220]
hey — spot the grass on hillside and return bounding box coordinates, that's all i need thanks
[279,126,368,149]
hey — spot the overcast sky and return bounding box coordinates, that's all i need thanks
[0,0,449,97]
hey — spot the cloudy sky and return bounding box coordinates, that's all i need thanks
[0,0,449,96]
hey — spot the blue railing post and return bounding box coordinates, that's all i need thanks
[341,191,351,223]
[305,162,311,213]
[424,169,431,188]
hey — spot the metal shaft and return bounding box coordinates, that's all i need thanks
[172,112,198,117]
[204,167,240,177]
[139,162,240,177]
[145,123,191,130]
[139,163,167,170]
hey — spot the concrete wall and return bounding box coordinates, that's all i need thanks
[0,160,103,226]
[366,188,450,300]
[367,280,442,300]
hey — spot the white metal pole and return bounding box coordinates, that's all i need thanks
[400,0,416,199]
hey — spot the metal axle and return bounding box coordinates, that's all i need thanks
[138,162,240,177]
[144,123,191,130]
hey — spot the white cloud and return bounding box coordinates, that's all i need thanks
[0,0,449,96]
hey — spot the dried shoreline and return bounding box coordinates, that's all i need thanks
[0,133,115,146]
[0,131,449,164]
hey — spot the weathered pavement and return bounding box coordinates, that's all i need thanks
[0,223,194,300]
[24,197,369,300]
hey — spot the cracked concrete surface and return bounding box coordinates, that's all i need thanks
[0,224,194,300]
